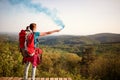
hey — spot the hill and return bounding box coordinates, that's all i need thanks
[87,33,120,43]
[39,33,120,46]
[39,35,99,46]
[0,32,120,45]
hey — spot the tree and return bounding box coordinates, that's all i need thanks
[80,47,96,77]
[89,53,120,80]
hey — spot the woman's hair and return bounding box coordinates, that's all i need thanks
[29,23,36,31]
[26,26,29,30]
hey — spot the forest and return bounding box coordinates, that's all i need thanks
[0,33,120,80]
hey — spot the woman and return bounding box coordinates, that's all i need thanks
[24,23,61,80]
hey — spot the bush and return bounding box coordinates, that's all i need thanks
[89,53,120,80]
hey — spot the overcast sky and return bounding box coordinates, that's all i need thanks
[0,0,120,35]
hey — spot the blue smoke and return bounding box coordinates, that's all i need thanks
[8,0,64,29]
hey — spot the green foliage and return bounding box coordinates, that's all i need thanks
[0,33,120,80]
[80,47,96,77]
[0,41,24,77]
[95,43,120,54]
[37,52,81,78]
[0,40,82,80]
[89,53,120,80]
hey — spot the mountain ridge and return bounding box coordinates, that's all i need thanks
[39,33,120,45]
[0,33,120,45]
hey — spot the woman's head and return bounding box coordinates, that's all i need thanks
[29,23,37,31]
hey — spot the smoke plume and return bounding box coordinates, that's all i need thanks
[8,0,64,29]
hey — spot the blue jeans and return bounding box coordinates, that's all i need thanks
[23,62,36,80]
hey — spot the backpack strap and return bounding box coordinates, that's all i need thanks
[24,31,35,56]
[24,31,30,50]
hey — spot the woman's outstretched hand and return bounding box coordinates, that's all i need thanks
[54,29,61,32]
[40,29,61,36]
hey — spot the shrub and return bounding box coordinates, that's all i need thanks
[89,53,120,80]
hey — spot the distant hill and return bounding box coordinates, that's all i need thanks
[0,33,120,45]
[39,33,120,45]
[87,33,120,43]
[39,35,99,45]
[0,32,18,42]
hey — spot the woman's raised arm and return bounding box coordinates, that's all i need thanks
[40,29,61,36]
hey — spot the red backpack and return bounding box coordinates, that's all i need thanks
[19,29,35,57]
[19,30,26,48]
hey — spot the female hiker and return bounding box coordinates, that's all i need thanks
[23,23,61,80]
